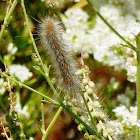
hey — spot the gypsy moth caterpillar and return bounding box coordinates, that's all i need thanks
[38,16,81,96]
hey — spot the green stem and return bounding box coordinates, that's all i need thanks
[60,101,104,140]
[0,0,19,39]
[21,0,46,73]
[86,0,136,52]
[41,107,63,140]
[80,92,97,129]
[38,68,60,101]
[0,71,59,105]
[136,33,140,140]
[20,3,65,139]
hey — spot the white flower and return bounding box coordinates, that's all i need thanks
[9,64,32,82]
[15,103,30,119]
[62,8,92,54]
[108,105,137,139]
[7,43,17,55]
[113,105,127,116]
[126,65,137,82]
[0,78,5,95]
[74,0,80,2]
[113,105,137,126]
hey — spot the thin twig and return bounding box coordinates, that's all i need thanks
[41,106,63,140]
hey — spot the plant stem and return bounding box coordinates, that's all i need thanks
[41,107,63,140]
[0,71,59,105]
[136,33,140,140]
[21,0,46,74]
[0,0,19,39]
[86,0,136,52]
[38,68,60,101]
[60,101,104,140]
[80,92,97,129]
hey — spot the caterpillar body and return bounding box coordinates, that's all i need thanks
[39,17,81,96]
[38,16,92,124]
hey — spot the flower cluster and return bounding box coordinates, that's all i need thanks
[9,64,32,82]
[62,8,92,55]
[108,105,136,140]
[62,2,140,83]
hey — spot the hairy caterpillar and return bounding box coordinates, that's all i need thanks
[38,16,81,96]
[38,16,94,130]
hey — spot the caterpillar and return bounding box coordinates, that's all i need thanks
[38,16,81,96]
[38,16,94,130]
